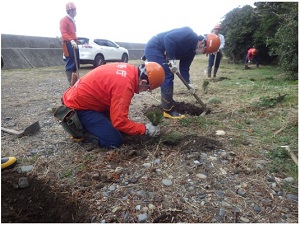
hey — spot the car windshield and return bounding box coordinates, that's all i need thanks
[78,38,89,45]
[94,39,119,48]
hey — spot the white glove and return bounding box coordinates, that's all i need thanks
[145,122,160,137]
[188,83,197,94]
[169,60,178,74]
[248,60,251,63]
[70,40,78,49]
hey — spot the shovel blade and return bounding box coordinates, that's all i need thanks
[22,121,40,137]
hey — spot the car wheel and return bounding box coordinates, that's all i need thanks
[121,53,128,63]
[94,54,105,68]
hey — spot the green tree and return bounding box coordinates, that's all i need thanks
[256,2,298,79]
[222,5,259,63]
[221,2,298,78]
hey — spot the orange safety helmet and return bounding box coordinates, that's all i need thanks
[251,48,258,55]
[144,62,165,91]
[66,2,76,11]
[214,24,222,30]
[204,34,221,54]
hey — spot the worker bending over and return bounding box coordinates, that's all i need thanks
[55,62,165,149]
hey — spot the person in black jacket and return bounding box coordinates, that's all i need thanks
[144,26,220,119]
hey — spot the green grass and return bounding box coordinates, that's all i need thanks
[266,147,298,183]
[183,55,298,181]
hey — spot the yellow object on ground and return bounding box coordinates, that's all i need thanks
[1,157,17,170]
[163,111,185,119]
[70,136,84,142]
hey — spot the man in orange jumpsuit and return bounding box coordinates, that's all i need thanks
[60,2,79,86]
[62,62,165,149]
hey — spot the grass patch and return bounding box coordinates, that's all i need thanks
[161,131,185,146]
[266,147,298,182]
[185,55,298,179]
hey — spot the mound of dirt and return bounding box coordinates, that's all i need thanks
[145,101,210,116]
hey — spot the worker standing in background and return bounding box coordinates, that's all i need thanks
[144,26,220,119]
[60,2,79,86]
[207,24,225,80]
[245,47,259,69]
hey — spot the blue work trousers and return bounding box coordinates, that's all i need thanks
[76,110,123,149]
[66,42,80,73]
[145,36,182,111]
[208,51,222,68]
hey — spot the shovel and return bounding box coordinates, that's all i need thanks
[71,47,80,86]
[168,63,209,115]
[1,121,40,137]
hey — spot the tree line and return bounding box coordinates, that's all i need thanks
[221,2,298,80]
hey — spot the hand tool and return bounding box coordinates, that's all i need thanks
[167,62,210,115]
[1,121,40,137]
[71,47,80,86]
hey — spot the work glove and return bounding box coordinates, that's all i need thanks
[188,83,197,94]
[70,40,78,49]
[169,60,178,74]
[145,122,160,137]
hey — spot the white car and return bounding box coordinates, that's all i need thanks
[78,37,129,68]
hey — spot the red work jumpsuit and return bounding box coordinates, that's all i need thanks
[62,63,146,148]
[60,15,79,74]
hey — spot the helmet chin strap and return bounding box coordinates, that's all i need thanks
[138,64,146,75]
[138,64,151,91]
[138,64,149,82]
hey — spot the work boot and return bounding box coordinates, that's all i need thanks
[70,136,84,142]
[207,66,212,78]
[163,108,185,119]
[66,71,73,85]
[1,157,17,171]
[244,64,250,70]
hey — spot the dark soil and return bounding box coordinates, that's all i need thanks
[145,102,210,116]
[1,170,89,223]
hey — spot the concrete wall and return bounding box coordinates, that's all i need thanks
[1,34,145,70]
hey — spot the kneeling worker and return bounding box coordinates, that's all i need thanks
[55,62,165,149]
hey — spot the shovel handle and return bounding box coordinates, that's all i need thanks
[174,71,207,110]
[73,47,79,78]
[1,127,23,136]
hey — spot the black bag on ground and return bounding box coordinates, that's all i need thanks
[54,105,85,138]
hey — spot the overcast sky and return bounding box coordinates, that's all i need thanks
[1,0,255,43]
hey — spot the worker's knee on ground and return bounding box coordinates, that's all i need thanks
[99,137,123,149]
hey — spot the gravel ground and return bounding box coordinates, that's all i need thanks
[1,63,298,223]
